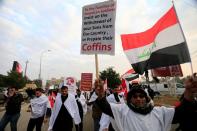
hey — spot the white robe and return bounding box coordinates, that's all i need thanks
[110,103,175,131]
[30,94,49,118]
[99,93,125,131]
[48,93,81,130]
[77,94,87,115]
[88,92,98,103]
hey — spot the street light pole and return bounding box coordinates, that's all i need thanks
[38,50,51,80]
[24,60,29,78]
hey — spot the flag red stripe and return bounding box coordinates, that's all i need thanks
[121,6,178,50]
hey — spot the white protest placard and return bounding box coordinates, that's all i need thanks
[81,1,116,55]
[64,77,77,95]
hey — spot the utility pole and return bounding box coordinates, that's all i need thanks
[38,50,51,80]
[24,60,29,78]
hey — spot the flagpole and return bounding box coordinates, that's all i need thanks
[172,1,194,75]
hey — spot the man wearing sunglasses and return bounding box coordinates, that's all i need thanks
[95,73,197,131]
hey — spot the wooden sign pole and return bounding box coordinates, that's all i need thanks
[95,54,99,79]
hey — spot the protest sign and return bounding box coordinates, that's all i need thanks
[64,77,77,95]
[80,73,93,91]
[81,1,116,55]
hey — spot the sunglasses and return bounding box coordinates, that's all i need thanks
[132,94,145,99]
[9,89,15,92]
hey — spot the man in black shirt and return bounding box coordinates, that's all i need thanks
[0,86,23,131]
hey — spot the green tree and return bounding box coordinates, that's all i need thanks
[0,74,6,87]
[33,79,42,88]
[46,80,51,88]
[99,67,121,89]
[5,70,26,89]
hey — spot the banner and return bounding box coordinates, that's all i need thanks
[80,73,93,91]
[81,1,116,55]
[151,65,183,77]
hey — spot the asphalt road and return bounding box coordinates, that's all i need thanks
[0,103,178,131]
[0,103,93,131]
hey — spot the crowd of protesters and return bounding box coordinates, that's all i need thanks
[0,73,196,131]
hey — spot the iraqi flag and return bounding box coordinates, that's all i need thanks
[121,6,191,75]
[121,69,139,81]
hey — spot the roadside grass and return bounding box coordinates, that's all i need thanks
[154,94,180,106]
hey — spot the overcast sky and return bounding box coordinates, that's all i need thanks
[0,0,197,81]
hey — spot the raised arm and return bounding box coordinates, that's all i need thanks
[95,97,114,118]
[173,73,197,123]
[94,80,114,118]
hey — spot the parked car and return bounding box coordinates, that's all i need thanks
[149,83,184,95]
[18,91,28,100]
[0,87,7,104]
[175,83,185,95]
